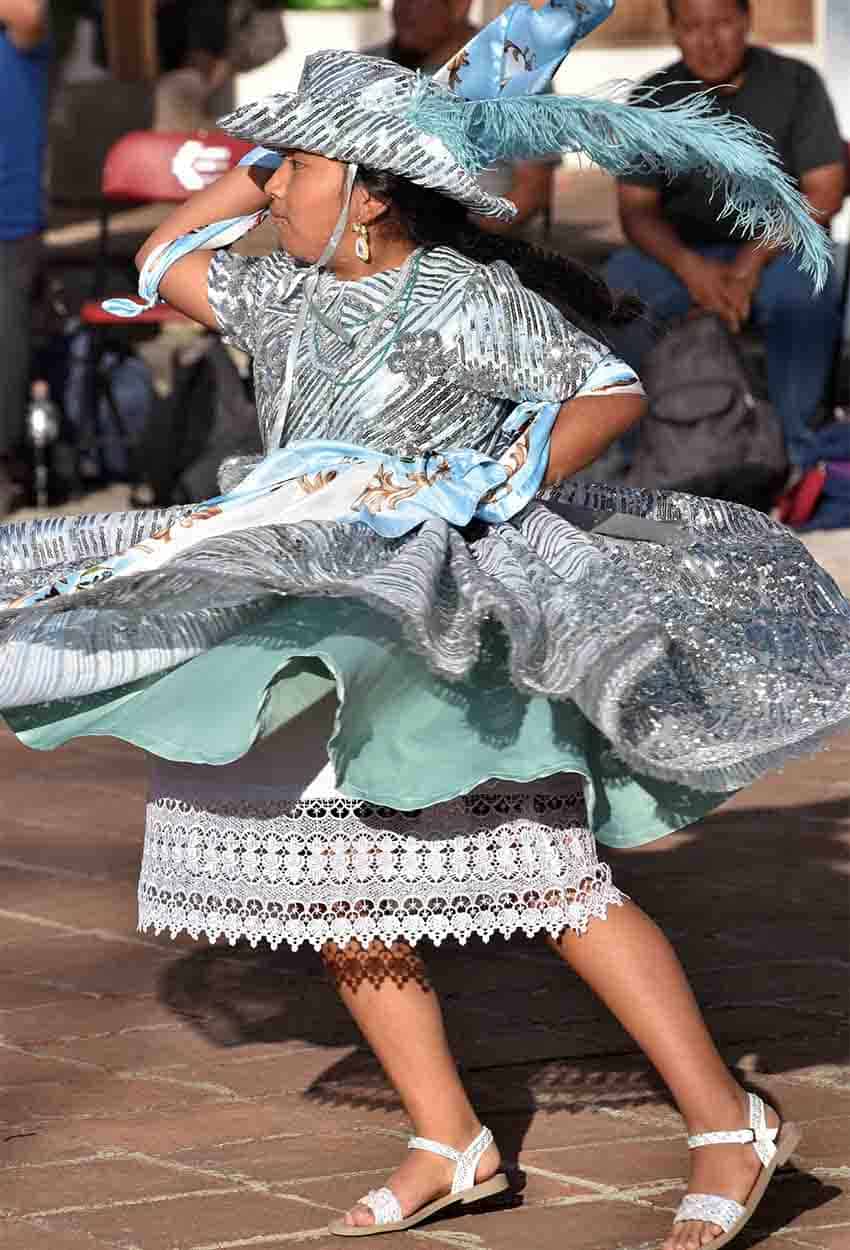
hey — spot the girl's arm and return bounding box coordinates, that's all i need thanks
[134,164,274,329]
[544,393,644,486]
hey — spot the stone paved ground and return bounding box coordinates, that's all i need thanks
[0,541,847,1250]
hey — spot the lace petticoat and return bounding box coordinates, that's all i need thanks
[138,769,624,952]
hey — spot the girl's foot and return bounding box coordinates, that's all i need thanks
[342,1130,502,1229]
[662,1093,782,1250]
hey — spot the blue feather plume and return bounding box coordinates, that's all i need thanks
[405,83,831,289]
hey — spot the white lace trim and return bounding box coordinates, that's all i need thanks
[138,782,624,951]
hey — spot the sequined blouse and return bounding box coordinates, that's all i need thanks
[207,244,641,457]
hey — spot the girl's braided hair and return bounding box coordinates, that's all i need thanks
[358,167,643,339]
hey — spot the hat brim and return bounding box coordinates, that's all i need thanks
[217,94,517,221]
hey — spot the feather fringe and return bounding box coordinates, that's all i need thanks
[406,85,831,288]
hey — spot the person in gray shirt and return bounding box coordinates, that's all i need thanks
[605,0,847,468]
[365,0,556,237]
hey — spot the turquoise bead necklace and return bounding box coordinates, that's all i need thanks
[306,248,425,390]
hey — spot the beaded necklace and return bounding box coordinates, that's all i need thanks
[305,248,425,391]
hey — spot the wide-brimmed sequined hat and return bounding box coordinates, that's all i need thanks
[216,0,620,223]
[216,0,829,282]
[219,48,520,220]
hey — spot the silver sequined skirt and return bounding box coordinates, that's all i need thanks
[3,480,850,849]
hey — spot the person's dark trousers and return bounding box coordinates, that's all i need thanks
[604,243,843,468]
[0,232,42,459]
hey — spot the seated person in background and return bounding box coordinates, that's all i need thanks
[366,0,556,237]
[604,0,846,468]
[153,0,234,130]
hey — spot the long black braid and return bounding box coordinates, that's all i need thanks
[357,167,643,340]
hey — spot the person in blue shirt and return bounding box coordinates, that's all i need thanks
[0,1,49,515]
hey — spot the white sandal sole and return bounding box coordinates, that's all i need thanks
[679,1121,802,1250]
[328,1172,510,1237]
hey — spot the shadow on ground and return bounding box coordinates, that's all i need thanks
[158,789,848,1239]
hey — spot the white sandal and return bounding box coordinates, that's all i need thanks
[673,1092,801,1250]
[328,1124,509,1237]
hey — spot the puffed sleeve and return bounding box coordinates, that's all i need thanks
[206,250,265,355]
[572,350,645,399]
[456,260,642,404]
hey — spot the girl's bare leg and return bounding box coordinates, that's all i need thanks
[550,900,780,1250]
[322,939,501,1229]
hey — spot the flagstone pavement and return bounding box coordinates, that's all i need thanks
[0,536,847,1250]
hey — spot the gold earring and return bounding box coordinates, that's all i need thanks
[353,222,371,263]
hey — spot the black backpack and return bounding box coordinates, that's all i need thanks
[626,313,787,510]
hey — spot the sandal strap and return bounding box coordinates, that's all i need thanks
[409,1125,493,1195]
[358,1187,403,1226]
[688,1128,758,1147]
[686,1094,778,1168]
[674,1194,745,1231]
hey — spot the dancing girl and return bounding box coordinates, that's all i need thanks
[1,4,848,1248]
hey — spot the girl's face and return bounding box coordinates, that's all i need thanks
[265,151,355,264]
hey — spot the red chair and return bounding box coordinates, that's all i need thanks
[76,129,253,479]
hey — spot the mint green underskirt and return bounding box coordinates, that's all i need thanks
[4,598,725,848]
